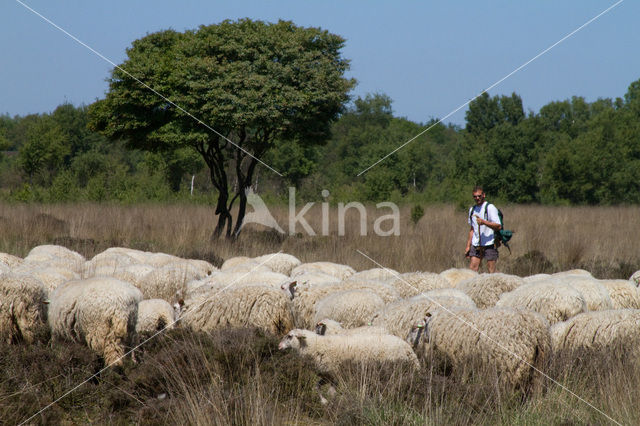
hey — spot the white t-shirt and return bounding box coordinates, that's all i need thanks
[468,202,500,246]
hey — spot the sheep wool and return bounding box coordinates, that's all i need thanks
[388,272,451,298]
[0,273,47,344]
[291,262,356,281]
[313,289,385,328]
[181,283,294,335]
[136,299,176,334]
[411,307,550,393]
[0,252,24,270]
[439,268,478,287]
[48,277,143,366]
[496,280,588,325]
[457,273,524,309]
[599,279,640,309]
[550,309,640,360]
[555,275,612,311]
[220,256,253,271]
[346,268,399,283]
[314,318,388,336]
[253,253,301,276]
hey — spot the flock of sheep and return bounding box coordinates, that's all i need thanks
[2,244,640,403]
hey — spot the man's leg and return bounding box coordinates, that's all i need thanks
[487,260,497,273]
[469,256,481,272]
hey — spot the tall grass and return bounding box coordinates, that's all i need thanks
[0,202,638,278]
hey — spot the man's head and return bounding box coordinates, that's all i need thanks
[472,186,485,206]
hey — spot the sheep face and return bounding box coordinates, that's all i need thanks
[406,315,431,349]
[315,322,327,336]
[278,330,307,350]
[280,281,297,300]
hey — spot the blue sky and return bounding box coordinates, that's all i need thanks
[1,1,636,125]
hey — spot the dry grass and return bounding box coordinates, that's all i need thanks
[0,202,638,278]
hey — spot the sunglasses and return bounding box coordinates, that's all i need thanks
[472,195,483,199]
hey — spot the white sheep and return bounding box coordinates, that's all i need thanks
[0,273,47,344]
[253,253,301,275]
[495,281,588,325]
[387,272,451,298]
[599,279,640,309]
[180,283,294,335]
[314,318,388,336]
[290,262,356,281]
[312,289,385,328]
[630,270,640,287]
[554,275,612,311]
[220,256,253,271]
[346,267,399,283]
[279,328,419,404]
[25,244,86,274]
[408,307,550,393]
[370,291,476,339]
[137,263,206,302]
[48,277,143,366]
[14,265,78,294]
[136,299,177,335]
[457,273,524,309]
[550,309,640,360]
[0,252,24,269]
[439,268,478,287]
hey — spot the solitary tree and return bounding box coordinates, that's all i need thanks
[89,19,354,238]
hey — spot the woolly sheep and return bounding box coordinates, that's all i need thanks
[182,259,217,277]
[439,268,478,287]
[387,272,451,298]
[346,267,399,283]
[253,253,301,275]
[95,247,150,263]
[495,281,588,325]
[0,273,47,344]
[220,260,274,274]
[457,273,524,309]
[48,277,143,365]
[18,266,78,293]
[630,270,640,287]
[84,253,138,277]
[25,244,85,274]
[291,272,341,286]
[291,262,356,281]
[523,273,551,284]
[279,328,419,403]
[550,309,640,360]
[108,264,156,289]
[220,256,253,271]
[0,252,24,269]
[371,291,476,338]
[408,307,550,393]
[137,263,205,302]
[136,299,177,335]
[600,279,640,309]
[314,318,388,336]
[555,275,613,311]
[180,283,294,335]
[552,269,593,278]
[313,289,385,328]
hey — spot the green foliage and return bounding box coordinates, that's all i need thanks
[410,204,424,225]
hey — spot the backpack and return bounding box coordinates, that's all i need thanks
[469,203,514,253]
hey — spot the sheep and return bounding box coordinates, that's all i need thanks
[108,264,156,289]
[370,291,476,339]
[290,271,341,286]
[182,259,217,277]
[48,277,143,366]
[312,289,385,328]
[314,318,388,336]
[550,309,640,361]
[495,281,588,325]
[552,269,593,279]
[0,252,24,269]
[94,247,150,264]
[408,307,551,393]
[599,279,640,309]
[14,265,79,293]
[136,299,177,335]
[439,268,478,287]
[346,267,399,283]
[25,244,85,274]
[279,328,419,404]
[137,263,206,302]
[84,252,138,277]
[180,283,294,335]
[523,273,551,284]
[290,262,356,281]
[554,275,613,311]
[387,272,451,298]
[457,273,524,309]
[253,253,301,275]
[0,273,47,344]
[220,260,274,274]
[220,256,253,271]
[629,270,640,287]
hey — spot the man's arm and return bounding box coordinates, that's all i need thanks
[475,216,501,231]
[465,227,473,256]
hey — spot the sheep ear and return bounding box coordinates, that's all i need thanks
[42,300,50,305]
[290,281,297,287]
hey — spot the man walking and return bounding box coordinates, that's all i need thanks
[465,186,502,273]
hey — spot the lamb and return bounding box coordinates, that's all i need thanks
[387,271,451,298]
[439,268,478,287]
[279,328,419,404]
[408,307,551,393]
[457,273,524,309]
[495,281,588,325]
[312,289,385,328]
[48,277,143,366]
[180,283,294,335]
[554,275,613,311]
[136,299,177,335]
[599,279,640,309]
[370,291,476,338]
[314,318,388,336]
[550,309,640,360]
[290,262,356,281]
[0,272,48,344]
[253,253,301,275]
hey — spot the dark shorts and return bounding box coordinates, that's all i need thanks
[470,245,499,261]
